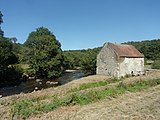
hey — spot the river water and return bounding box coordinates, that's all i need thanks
[0,70,85,97]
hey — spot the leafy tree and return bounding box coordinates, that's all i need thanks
[0,37,17,67]
[0,37,22,86]
[0,11,4,37]
[24,27,64,78]
[63,50,87,69]
[10,37,17,43]
[80,53,96,74]
[13,44,31,63]
[80,48,100,74]
[63,47,101,74]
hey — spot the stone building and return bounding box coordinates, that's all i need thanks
[96,42,144,78]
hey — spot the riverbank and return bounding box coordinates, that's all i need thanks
[0,70,160,120]
[0,70,85,97]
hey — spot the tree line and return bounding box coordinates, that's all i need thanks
[124,40,160,60]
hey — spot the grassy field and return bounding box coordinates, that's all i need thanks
[10,79,160,119]
[0,70,160,120]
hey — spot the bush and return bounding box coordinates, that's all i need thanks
[151,60,160,69]
[0,65,23,87]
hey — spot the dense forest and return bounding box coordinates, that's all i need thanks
[125,40,160,60]
[0,11,160,87]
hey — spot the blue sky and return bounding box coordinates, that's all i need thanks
[0,0,160,50]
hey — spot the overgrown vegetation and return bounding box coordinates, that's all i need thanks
[0,37,23,86]
[151,60,160,69]
[63,47,101,74]
[11,78,160,118]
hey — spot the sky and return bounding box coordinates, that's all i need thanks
[0,0,160,50]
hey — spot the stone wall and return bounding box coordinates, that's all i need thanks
[119,57,144,77]
[96,43,118,77]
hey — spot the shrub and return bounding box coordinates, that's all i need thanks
[0,65,23,87]
[151,60,160,69]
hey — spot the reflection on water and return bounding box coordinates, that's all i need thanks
[58,70,85,84]
[0,70,85,97]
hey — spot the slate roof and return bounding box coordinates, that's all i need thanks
[108,42,144,58]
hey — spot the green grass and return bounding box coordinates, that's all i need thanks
[70,80,109,92]
[30,95,48,102]
[11,99,33,118]
[69,78,120,92]
[11,79,160,119]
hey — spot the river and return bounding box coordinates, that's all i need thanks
[0,70,85,97]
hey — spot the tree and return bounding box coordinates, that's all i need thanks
[63,50,87,69]
[0,37,22,86]
[0,37,17,68]
[63,47,101,74]
[24,27,64,78]
[0,11,4,37]
[80,48,100,75]
[10,37,17,43]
